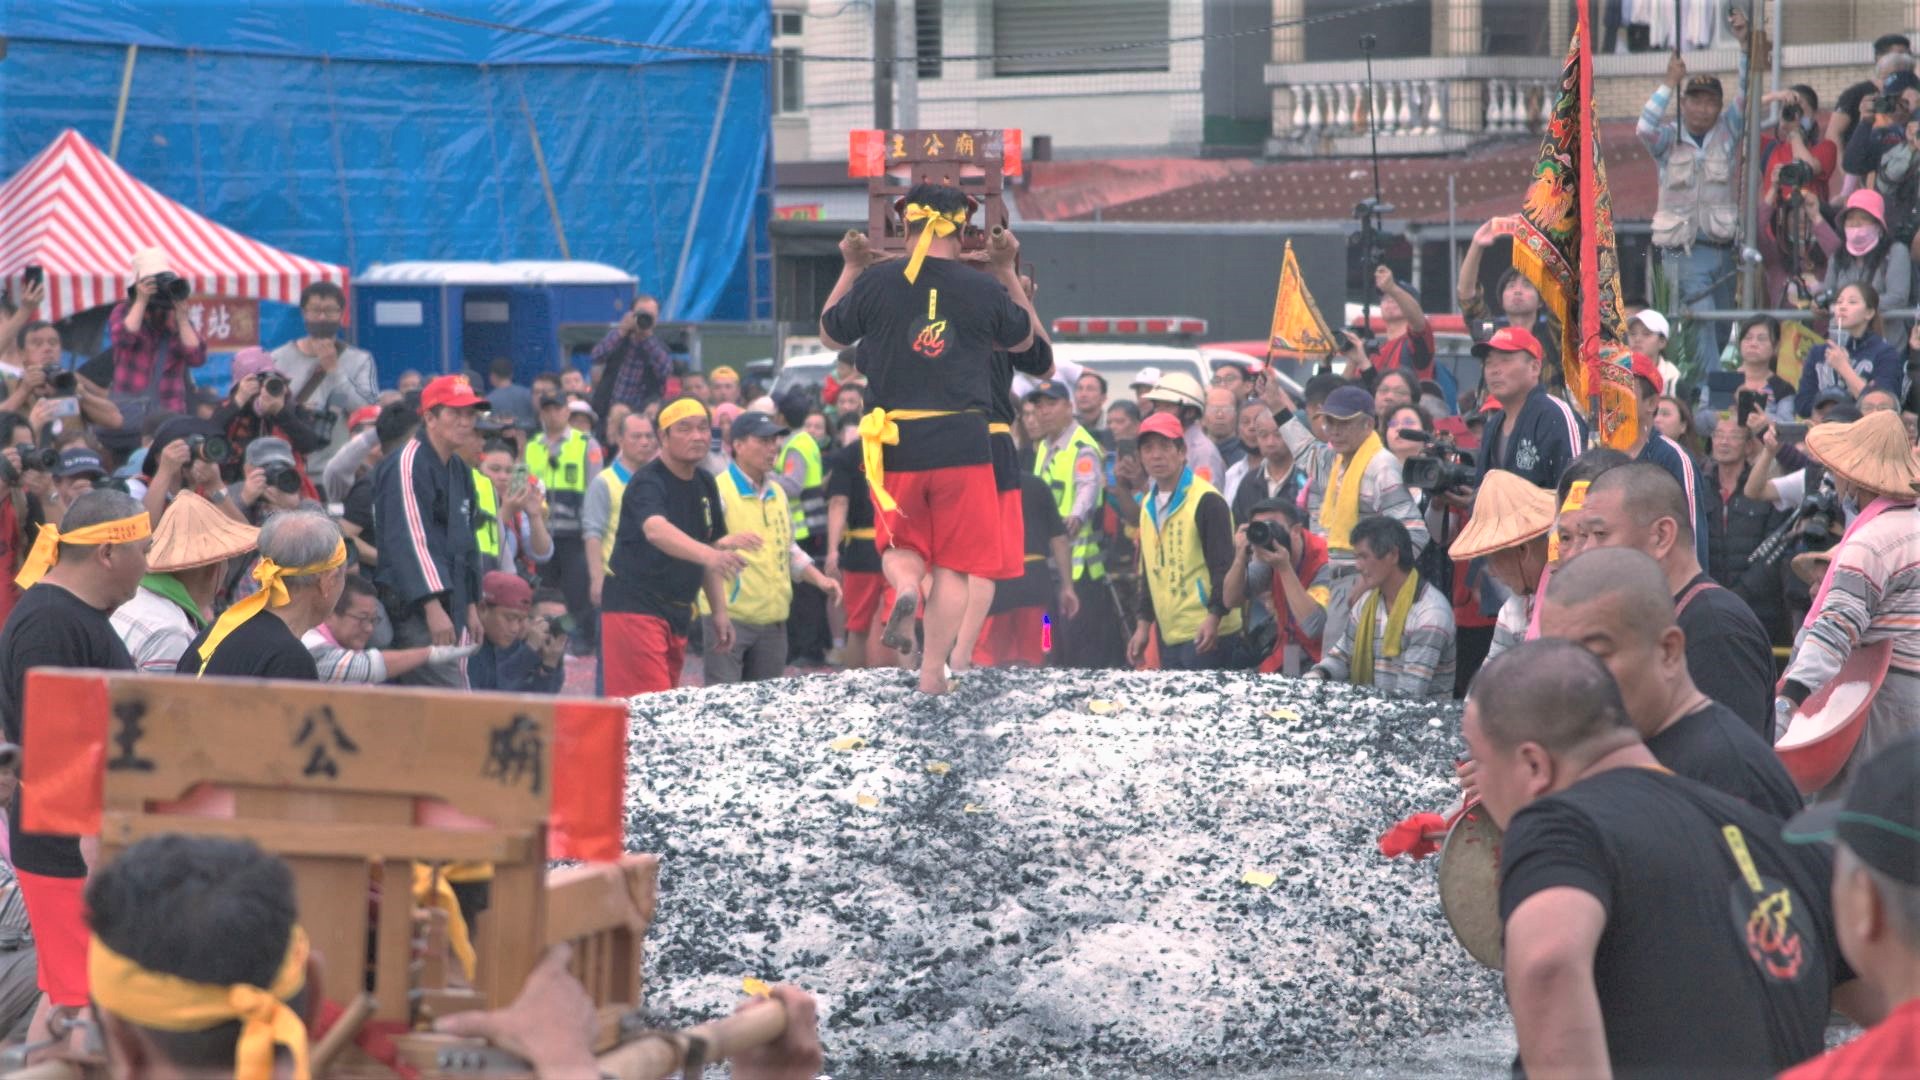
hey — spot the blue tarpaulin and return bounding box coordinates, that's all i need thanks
[0,1,770,323]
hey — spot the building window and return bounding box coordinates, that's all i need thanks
[774,12,804,115]
[915,0,943,80]
[992,0,1169,77]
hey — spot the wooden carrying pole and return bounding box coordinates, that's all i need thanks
[597,1000,788,1080]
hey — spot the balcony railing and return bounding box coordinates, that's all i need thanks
[1267,54,1561,156]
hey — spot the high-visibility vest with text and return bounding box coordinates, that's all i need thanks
[1139,469,1243,646]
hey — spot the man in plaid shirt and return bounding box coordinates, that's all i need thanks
[109,249,206,416]
[589,295,672,420]
[1308,514,1457,699]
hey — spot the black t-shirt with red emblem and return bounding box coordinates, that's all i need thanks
[822,257,1031,472]
[1498,767,1848,1078]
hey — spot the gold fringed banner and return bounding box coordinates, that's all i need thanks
[1266,240,1340,363]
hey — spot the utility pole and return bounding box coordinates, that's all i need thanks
[895,0,918,131]
[873,0,894,131]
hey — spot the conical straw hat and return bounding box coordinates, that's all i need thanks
[146,491,260,573]
[1805,410,1920,498]
[1449,469,1557,560]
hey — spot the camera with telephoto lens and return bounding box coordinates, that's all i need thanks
[1781,101,1804,125]
[1247,519,1292,555]
[633,311,656,332]
[1798,487,1844,541]
[1775,160,1815,189]
[45,370,77,396]
[12,445,57,473]
[184,433,233,466]
[262,374,288,398]
[263,463,303,495]
[143,271,191,309]
[1400,430,1477,493]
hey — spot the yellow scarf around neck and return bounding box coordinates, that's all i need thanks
[1351,568,1421,686]
[1320,431,1384,552]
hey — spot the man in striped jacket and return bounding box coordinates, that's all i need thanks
[373,375,487,687]
[1472,327,1588,494]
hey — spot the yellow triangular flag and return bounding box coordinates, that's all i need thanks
[1777,319,1820,388]
[1266,240,1339,363]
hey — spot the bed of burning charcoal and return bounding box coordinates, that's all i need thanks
[624,667,1509,1077]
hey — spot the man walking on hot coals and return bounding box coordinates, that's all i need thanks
[819,183,1041,695]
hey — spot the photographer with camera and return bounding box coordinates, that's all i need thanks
[1222,498,1329,677]
[1843,70,1920,188]
[467,572,565,694]
[212,347,326,495]
[107,248,205,426]
[589,295,672,421]
[226,438,309,527]
[133,416,246,528]
[1,281,122,436]
[1762,86,1837,202]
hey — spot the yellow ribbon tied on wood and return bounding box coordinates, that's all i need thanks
[412,862,479,982]
[90,926,312,1080]
[196,540,347,676]
[902,203,968,285]
[14,512,151,589]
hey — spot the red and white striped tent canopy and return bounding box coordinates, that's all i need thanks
[0,129,349,323]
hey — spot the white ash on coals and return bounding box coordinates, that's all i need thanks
[624,667,1506,1077]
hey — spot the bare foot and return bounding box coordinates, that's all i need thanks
[880,592,918,653]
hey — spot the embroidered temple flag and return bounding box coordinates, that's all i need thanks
[1508,0,1639,449]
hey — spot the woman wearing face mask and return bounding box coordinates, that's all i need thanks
[1796,281,1906,417]
[1821,189,1912,341]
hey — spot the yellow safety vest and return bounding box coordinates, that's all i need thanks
[598,461,635,574]
[472,467,501,560]
[1034,425,1106,582]
[777,433,825,542]
[1138,469,1243,647]
[700,465,797,626]
[527,430,590,534]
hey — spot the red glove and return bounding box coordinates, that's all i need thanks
[1378,812,1449,860]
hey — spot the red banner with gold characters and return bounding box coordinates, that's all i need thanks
[1508,0,1638,448]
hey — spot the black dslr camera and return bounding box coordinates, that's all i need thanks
[185,433,233,466]
[46,370,77,396]
[12,445,57,474]
[134,272,192,309]
[1775,160,1815,190]
[1781,101,1804,125]
[263,462,303,495]
[262,374,288,398]
[1246,519,1292,555]
[1401,430,1477,493]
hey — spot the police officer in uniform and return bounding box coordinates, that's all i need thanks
[527,392,600,652]
[1027,378,1125,667]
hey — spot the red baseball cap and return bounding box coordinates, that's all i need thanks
[1471,326,1544,361]
[420,374,489,412]
[348,405,381,431]
[1137,412,1186,442]
[481,570,532,611]
[1628,352,1663,394]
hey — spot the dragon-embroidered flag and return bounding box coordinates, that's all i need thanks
[1508,0,1638,448]
[1266,240,1340,364]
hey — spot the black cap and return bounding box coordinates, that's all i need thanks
[56,448,105,479]
[538,394,566,410]
[1024,379,1072,402]
[1683,73,1723,98]
[1784,732,1920,886]
[730,412,789,442]
[1884,71,1920,99]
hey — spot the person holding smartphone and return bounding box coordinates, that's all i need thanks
[1794,281,1905,417]
[0,278,122,435]
[1731,315,1800,424]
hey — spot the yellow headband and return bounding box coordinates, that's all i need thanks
[14,512,151,589]
[902,203,969,285]
[195,540,346,676]
[1548,480,1592,562]
[658,398,710,433]
[709,366,739,382]
[90,926,310,1080]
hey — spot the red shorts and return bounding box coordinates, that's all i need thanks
[16,869,87,1006]
[972,607,1047,668]
[602,613,686,696]
[991,488,1025,581]
[841,571,895,635]
[873,464,1000,577]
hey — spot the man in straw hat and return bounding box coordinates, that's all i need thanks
[1778,408,1920,793]
[109,491,258,674]
[1468,639,1869,1079]
[179,509,346,680]
[1447,469,1555,666]
[818,182,1042,695]
[0,489,147,1033]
